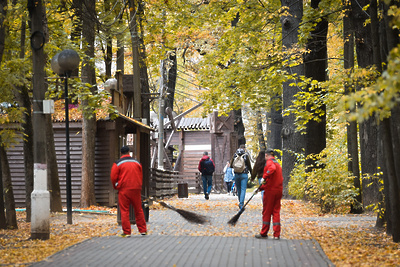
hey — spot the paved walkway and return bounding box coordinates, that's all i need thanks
[31,194,337,267]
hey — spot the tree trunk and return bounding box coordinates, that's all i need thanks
[381,2,400,240]
[343,0,362,214]
[129,0,142,119]
[0,146,6,229]
[18,85,35,220]
[37,1,62,213]
[138,0,150,123]
[266,97,282,151]
[80,0,97,207]
[256,111,266,151]
[46,116,62,212]
[165,50,177,111]
[234,109,246,147]
[0,0,6,63]
[70,0,82,78]
[370,0,386,227]
[281,0,304,197]
[381,117,400,242]
[30,0,50,239]
[389,106,400,241]
[380,0,400,236]
[351,0,380,209]
[0,0,7,229]
[13,14,35,222]
[0,140,17,229]
[104,0,112,79]
[304,0,327,171]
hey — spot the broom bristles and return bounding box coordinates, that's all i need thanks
[176,209,209,224]
[158,200,209,224]
[227,210,244,226]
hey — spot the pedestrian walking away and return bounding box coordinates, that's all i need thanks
[251,150,266,202]
[255,148,283,240]
[230,144,252,210]
[110,146,147,237]
[223,161,234,195]
[198,151,215,200]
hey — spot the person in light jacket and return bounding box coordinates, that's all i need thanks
[223,161,234,195]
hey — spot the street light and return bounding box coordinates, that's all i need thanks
[51,49,80,224]
[104,78,117,106]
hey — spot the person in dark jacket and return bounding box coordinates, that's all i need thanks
[230,144,252,210]
[251,150,266,202]
[255,148,283,240]
[198,151,215,200]
[111,146,147,237]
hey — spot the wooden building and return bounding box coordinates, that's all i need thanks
[5,115,152,207]
[156,111,237,192]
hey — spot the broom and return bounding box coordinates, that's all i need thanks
[227,185,262,226]
[147,197,210,224]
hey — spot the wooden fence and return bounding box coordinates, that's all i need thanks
[149,168,201,198]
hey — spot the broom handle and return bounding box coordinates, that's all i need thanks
[240,183,263,211]
[141,195,177,211]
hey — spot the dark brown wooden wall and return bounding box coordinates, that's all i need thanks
[53,122,84,207]
[5,137,25,207]
[7,122,84,207]
[6,119,149,208]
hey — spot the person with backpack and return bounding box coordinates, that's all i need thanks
[230,144,252,210]
[198,151,215,200]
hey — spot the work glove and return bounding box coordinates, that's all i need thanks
[260,178,266,184]
[253,187,260,194]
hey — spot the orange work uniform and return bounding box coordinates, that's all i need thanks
[110,155,147,235]
[259,157,283,238]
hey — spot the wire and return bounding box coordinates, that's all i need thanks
[174,90,202,103]
[164,67,209,91]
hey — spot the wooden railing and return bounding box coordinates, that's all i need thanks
[149,168,201,197]
[195,172,227,194]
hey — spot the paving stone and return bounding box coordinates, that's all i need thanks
[31,194,335,267]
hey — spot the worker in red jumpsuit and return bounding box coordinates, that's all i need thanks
[111,146,147,237]
[255,148,283,240]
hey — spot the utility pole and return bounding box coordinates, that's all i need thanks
[157,60,167,169]
[29,0,50,240]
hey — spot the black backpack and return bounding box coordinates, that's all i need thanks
[202,158,215,175]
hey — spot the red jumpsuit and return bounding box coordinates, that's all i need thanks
[111,155,147,235]
[259,157,283,238]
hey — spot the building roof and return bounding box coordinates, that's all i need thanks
[152,117,210,131]
[117,114,155,132]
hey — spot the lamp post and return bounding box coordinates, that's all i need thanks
[51,49,80,224]
[104,78,117,106]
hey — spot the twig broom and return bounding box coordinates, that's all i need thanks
[146,197,209,224]
[227,185,261,226]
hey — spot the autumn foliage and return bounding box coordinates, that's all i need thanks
[1,196,399,266]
